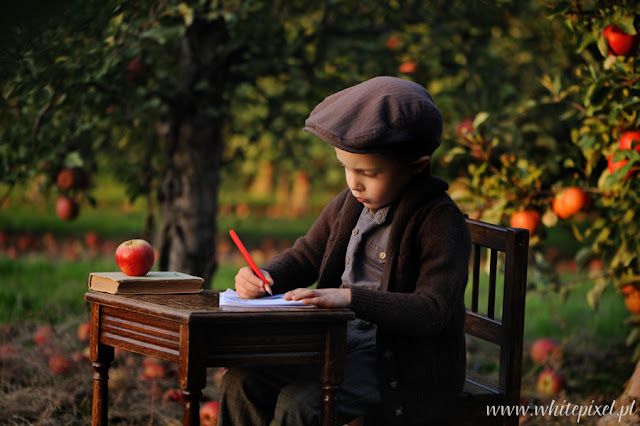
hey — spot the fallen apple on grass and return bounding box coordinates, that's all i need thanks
[530,337,562,365]
[536,369,566,396]
[77,321,91,343]
[115,239,155,276]
[139,356,169,381]
[34,324,54,346]
[48,354,73,375]
[162,388,185,404]
[200,400,220,426]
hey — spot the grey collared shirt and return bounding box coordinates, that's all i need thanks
[341,204,392,353]
[340,204,393,291]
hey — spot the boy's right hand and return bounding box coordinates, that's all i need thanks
[234,266,274,299]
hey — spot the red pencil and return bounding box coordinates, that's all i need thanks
[229,229,273,295]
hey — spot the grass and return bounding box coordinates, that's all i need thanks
[468,268,629,350]
[0,255,240,325]
[1,178,636,425]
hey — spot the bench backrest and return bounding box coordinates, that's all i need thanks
[461,218,529,424]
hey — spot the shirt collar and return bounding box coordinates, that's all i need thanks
[367,204,393,225]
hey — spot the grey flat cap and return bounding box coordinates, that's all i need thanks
[304,76,442,158]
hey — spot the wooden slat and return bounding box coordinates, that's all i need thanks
[464,310,502,344]
[466,218,509,251]
[472,244,481,313]
[487,249,498,318]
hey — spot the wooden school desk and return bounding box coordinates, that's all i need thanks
[85,290,355,426]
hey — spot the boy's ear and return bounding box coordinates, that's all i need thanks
[410,155,430,175]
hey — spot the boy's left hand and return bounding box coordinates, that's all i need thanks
[283,288,351,308]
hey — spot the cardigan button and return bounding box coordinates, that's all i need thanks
[383,349,393,360]
[352,228,359,235]
[379,252,386,260]
[388,378,399,389]
[345,257,350,265]
[394,406,404,416]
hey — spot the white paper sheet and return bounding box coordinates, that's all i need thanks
[219,288,313,308]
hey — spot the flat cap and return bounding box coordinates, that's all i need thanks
[304,76,442,158]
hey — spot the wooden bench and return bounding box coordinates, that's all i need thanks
[349,218,529,426]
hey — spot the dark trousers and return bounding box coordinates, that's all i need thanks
[217,320,381,426]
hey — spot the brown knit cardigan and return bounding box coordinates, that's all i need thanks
[263,171,471,425]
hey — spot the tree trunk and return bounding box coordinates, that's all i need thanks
[156,17,230,287]
[597,359,640,425]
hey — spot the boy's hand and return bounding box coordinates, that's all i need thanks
[283,288,351,308]
[234,266,274,299]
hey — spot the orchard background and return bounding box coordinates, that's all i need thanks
[1,0,640,424]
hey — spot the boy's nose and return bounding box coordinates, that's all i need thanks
[346,174,364,192]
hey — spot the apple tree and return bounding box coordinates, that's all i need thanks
[6,0,535,283]
[441,0,640,407]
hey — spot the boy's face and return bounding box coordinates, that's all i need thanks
[335,147,413,210]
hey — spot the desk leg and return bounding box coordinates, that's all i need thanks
[322,323,348,426]
[179,324,207,426]
[182,389,202,425]
[89,303,114,426]
[91,355,113,426]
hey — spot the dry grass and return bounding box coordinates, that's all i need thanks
[0,314,636,425]
[0,318,221,425]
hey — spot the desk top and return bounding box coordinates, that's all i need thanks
[85,290,355,325]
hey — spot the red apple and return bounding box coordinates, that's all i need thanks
[603,24,640,57]
[84,231,100,249]
[17,234,38,251]
[385,35,398,49]
[619,130,640,151]
[399,61,416,74]
[0,344,19,363]
[200,400,220,426]
[34,324,54,346]
[56,168,77,190]
[530,337,562,364]
[162,388,186,404]
[115,239,154,276]
[139,357,168,381]
[77,321,91,342]
[552,187,587,220]
[608,153,632,180]
[56,167,89,191]
[127,56,149,82]
[509,210,541,235]
[536,369,566,395]
[48,354,73,375]
[56,196,79,221]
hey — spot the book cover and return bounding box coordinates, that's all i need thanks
[88,271,204,294]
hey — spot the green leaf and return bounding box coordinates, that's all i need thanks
[596,35,609,57]
[473,112,489,128]
[618,16,637,36]
[576,31,595,54]
[627,327,640,347]
[586,279,608,311]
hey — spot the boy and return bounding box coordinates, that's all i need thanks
[218,76,471,425]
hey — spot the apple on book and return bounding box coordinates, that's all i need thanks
[115,239,155,276]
